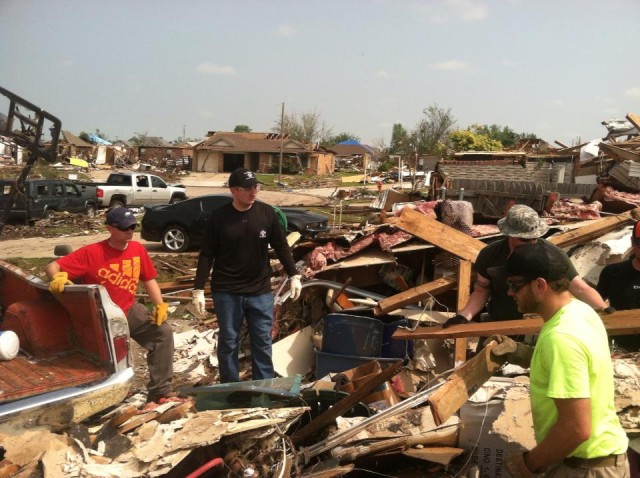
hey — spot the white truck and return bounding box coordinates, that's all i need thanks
[95,172,188,208]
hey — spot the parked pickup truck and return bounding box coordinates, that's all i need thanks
[0,179,98,221]
[0,260,134,432]
[96,172,188,209]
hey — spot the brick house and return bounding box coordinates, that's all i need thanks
[193,131,334,175]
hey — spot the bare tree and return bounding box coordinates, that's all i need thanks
[413,103,456,155]
[274,109,333,145]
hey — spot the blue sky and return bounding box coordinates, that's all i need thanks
[2,0,639,147]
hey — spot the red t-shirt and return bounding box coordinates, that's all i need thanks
[56,240,157,314]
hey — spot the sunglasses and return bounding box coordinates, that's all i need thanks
[116,224,137,232]
[506,278,530,293]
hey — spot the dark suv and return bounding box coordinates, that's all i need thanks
[0,179,98,221]
[141,194,330,252]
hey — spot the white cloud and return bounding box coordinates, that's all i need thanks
[200,110,215,118]
[502,59,517,67]
[61,59,74,67]
[276,24,297,37]
[195,62,237,75]
[378,97,396,105]
[446,0,488,21]
[429,60,468,70]
[376,69,390,78]
[625,87,640,99]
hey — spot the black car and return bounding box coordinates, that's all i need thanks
[140,194,330,252]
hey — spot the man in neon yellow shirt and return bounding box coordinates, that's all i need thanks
[489,242,629,477]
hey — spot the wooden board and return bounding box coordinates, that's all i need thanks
[548,208,639,249]
[392,208,485,263]
[392,309,640,340]
[374,276,457,315]
[429,342,501,425]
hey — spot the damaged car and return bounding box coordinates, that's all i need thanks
[141,194,330,252]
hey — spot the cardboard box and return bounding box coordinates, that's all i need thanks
[458,378,534,478]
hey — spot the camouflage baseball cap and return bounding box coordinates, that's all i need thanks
[497,204,549,239]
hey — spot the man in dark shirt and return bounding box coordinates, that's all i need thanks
[597,221,640,351]
[444,204,607,327]
[191,168,301,383]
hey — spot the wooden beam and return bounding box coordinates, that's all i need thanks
[391,208,485,263]
[291,361,403,445]
[373,276,457,315]
[548,208,640,249]
[626,112,640,132]
[454,260,472,365]
[392,309,640,340]
[599,142,640,162]
[429,341,501,426]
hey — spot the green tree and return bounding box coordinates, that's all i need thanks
[449,129,503,152]
[234,124,252,133]
[79,131,91,143]
[469,124,537,148]
[322,132,360,147]
[273,109,333,144]
[413,103,456,155]
[389,123,409,155]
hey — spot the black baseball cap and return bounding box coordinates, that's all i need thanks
[228,168,259,188]
[488,242,569,282]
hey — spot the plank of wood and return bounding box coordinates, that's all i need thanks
[291,360,403,445]
[373,276,457,315]
[547,208,640,249]
[429,342,501,426]
[392,208,485,263]
[626,112,640,132]
[392,309,640,340]
[455,260,472,365]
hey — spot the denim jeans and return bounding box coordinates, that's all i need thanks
[213,291,274,383]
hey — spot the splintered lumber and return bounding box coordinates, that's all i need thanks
[291,361,403,445]
[428,342,501,426]
[391,208,485,263]
[626,112,640,131]
[374,276,457,315]
[599,142,640,163]
[455,260,472,364]
[392,309,640,340]
[548,208,640,249]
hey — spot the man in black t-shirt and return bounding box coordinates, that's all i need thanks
[191,168,302,383]
[443,204,608,328]
[597,221,640,351]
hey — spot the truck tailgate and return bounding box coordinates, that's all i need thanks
[0,352,108,403]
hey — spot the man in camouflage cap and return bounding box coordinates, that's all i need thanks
[443,204,608,328]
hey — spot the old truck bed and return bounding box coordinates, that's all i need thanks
[0,352,107,403]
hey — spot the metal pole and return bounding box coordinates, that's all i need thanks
[279,102,284,183]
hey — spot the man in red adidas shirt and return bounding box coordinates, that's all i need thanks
[45,207,175,403]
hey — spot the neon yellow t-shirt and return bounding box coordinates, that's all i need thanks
[530,299,628,458]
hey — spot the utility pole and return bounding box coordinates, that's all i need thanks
[279,102,284,183]
[182,124,186,143]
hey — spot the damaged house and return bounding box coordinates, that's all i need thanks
[193,131,335,175]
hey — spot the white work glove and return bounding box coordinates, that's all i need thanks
[289,275,302,301]
[192,289,206,316]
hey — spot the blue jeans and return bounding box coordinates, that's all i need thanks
[213,291,274,383]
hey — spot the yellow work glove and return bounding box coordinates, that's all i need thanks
[49,271,73,294]
[151,302,169,326]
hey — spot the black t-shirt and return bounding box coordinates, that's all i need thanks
[597,260,640,311]
[194,201,297,294]
[474,238,579,321]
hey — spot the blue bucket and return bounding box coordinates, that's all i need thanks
[321,313,383,357]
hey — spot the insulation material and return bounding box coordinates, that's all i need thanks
[569,226,633,285]
[458,377,534,478]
